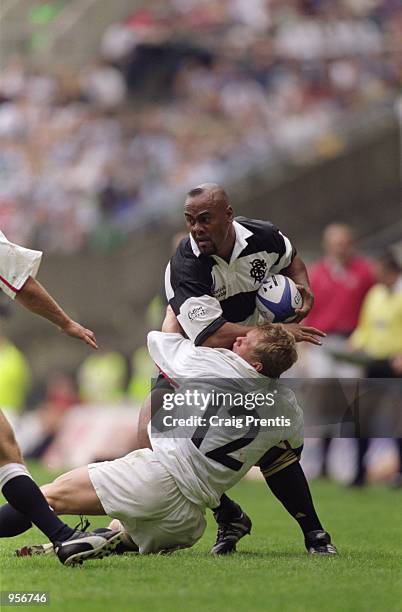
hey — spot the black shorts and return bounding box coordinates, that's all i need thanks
[257,443,303,478]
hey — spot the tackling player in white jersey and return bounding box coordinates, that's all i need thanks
[12,322,308,563]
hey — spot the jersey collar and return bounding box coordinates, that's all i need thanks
[189,220,253,261]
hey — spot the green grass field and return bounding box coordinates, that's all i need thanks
[1,463,401,612]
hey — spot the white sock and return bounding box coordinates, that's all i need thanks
[0,463,31,490]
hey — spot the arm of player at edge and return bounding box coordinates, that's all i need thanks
[16,276,98,349]
[201,320,324,348]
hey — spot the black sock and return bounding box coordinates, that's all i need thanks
[264,462,323,536]
[2,476,75,543]
[0,503,32,536]
[212,494,243,524]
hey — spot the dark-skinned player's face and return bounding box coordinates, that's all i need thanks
[184,194,234,256]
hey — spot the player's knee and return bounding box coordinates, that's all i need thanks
[39,482,60,512]
[41,476,72,513]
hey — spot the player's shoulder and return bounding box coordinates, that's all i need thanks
[148,330,188,350]
[167,237,214,286]
[276,382,303,416]
[169,236,214,277]
[235,216,284,252]
[171,235,195,264]
[235,216,277,234]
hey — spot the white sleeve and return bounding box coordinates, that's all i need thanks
[147,331,194,379]
[176,295,224,345]
[165,260,225,345]
[0,232,42,299]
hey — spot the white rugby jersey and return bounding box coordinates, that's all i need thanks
[165,217,295,345]
[0,231,42,299]
[148,331,303,510]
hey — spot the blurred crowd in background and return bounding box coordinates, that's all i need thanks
[1,0,401,251]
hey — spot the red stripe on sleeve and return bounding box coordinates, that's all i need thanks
[155,363,179,389]
[0,273,18,294]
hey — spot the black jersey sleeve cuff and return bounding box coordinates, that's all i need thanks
[194,316,227,347]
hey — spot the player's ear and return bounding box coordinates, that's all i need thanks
[252,362,263,373]
[226,205,234,222]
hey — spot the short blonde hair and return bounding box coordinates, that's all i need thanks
[251,322,298,378]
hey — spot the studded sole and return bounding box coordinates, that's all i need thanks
[65,532,125,567]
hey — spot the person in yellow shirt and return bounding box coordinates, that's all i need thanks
[350,252,402,487]
[351,253,402,359]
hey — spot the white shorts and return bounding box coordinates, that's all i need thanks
[88,448,206,554]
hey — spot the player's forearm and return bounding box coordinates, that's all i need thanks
[200,322,254,349]
[281,255,311,289]
[281,255,314,320]
[16,276,71,330]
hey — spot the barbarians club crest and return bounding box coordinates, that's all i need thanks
[249,258,267,284]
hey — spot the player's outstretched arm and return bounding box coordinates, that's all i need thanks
[16,276,98,349]
[281,255,314,321]
[201,320,325,348]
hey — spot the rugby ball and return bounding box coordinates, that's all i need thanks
[256,274,302,323]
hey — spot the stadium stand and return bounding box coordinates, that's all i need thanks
[0,0,401,252]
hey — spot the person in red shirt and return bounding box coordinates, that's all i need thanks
[303,223,375,477]
[306,223,375,341]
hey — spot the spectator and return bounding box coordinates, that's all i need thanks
[302,223,375,477]
[349,251,402,487]
[18,372,79,459]
[305,223,375,377]
[79,61,127,110]
[77,351,128,404]
[1,1,401,253]
[100,21,137,65]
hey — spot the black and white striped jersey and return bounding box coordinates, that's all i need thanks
[165,217,296,345]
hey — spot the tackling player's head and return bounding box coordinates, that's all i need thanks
[232,323,297,378]
[184,183,235,258]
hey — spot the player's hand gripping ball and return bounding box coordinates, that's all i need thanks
[256,274,302,323]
